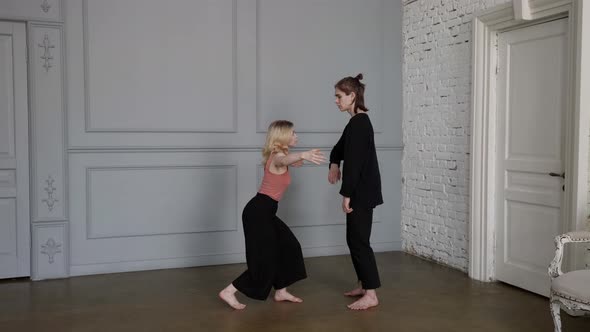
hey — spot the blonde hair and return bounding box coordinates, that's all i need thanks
[262,120,294,165]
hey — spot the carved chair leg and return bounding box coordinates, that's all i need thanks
[550,301,562,332]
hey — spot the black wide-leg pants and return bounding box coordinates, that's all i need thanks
[346,206,381,290]
[233,193,307,300]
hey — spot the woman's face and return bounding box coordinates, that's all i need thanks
[335,88,354,112]
[288,129,298,147]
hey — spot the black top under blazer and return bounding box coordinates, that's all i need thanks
[329,113,383,209]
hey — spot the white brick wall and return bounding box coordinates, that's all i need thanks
[402,0,511,271]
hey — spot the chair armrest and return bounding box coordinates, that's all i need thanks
[548,231,590,278]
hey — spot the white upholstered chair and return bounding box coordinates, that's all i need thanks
[548,231,590,332]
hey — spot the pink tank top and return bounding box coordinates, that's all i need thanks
[258,154,291,201]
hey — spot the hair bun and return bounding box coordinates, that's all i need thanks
[355,73,364,81]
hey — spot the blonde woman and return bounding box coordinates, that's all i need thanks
[219,120,326,310]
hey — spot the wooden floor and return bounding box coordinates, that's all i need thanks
[0,252,588,332]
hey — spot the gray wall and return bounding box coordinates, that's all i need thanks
[64,0,403,276]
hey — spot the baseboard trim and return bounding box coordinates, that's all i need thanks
[70,241,402,276]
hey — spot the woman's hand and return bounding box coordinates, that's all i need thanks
[301,149,327,165]
[342,197,353,214]
[273,149,325,167]
[328,164,341,184]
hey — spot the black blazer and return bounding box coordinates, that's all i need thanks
[329,113,383,209]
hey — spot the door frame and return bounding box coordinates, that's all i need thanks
[469,0,590,282]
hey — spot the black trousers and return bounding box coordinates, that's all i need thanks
[346,206,381,289]
[233,193,307,300]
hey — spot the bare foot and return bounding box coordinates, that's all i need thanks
[274,288,303,303]
[219,285,246,310]
[347,293,378,310]
[344,287,366,297]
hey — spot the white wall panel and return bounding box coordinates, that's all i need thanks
[82,0,236,133]
[256,0,385,133]
[0,170,16,197]
[86,165,238,239]
[0,199,16,256]
[0,34,15,162]
[0,0,62,21]
[68,151,252,274]
[29,23,67,222]
[62,0,403,275]
[66,0,401,148]
[69,149,400,275]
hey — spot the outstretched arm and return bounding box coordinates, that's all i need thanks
[274,149,327,167]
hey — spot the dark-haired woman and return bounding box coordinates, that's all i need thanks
[328,73,383,310]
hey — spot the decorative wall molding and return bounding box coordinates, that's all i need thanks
[70,251,246,276]
[85,164,239,239]
[40,237,61,263]
[29,22,68,223]
[513,0,532,20]
[68,145,404,153]
[0,0,63,22]
[41,0,51,13]
[69,241,400,277]
[37,33,55,72]
[32,222,69,280]
[41,175,59,211]
[82,0,238,133]
[28,18,68,280]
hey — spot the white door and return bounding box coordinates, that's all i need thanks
[0,22,30,278]
[495,18,569,296]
